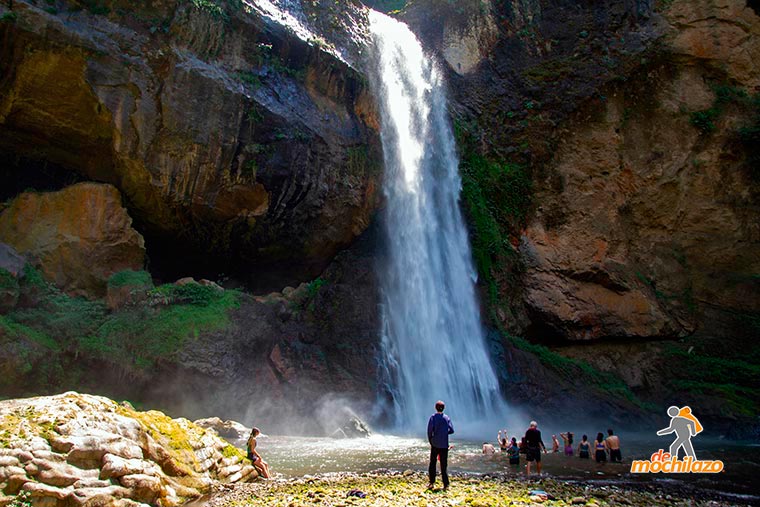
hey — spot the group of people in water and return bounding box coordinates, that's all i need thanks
[482,422,623,475]
[248,401,624,486]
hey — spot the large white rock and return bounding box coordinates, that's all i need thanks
[0,392,257,506]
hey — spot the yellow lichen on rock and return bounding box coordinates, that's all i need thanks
[0,392,257,507]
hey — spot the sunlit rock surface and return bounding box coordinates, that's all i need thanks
[0,0,380,287]
[0,184,145,298]
[0,392,255,507]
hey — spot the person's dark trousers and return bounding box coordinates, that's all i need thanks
[428,446,449,487]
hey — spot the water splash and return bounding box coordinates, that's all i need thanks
[368,11,508,437]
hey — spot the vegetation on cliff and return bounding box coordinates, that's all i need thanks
[0,265,239,395]
[454,121,531,310]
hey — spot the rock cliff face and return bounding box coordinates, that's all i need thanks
[403,0,760,428]
[0,0,380,288]
[520,0,760,343]
[406,0,760,336]
[0,0,758,434]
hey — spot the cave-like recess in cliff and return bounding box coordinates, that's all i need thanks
[0,149,300,293]
[748,0,760,16]
[0,151,86,202]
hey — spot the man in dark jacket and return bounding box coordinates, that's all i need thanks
[427,400,454,490]
[524,420,547,475]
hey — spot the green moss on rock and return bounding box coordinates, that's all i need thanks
[107,269,153,288]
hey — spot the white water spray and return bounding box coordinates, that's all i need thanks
[368,11,508,436]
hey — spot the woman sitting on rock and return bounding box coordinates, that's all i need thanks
[247,427,272,478]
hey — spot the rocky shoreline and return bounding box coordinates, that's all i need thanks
[195,471,756,507]
[0,393,256,507]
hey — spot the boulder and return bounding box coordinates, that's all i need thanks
[193,418,249,443]
[0,244,25,278]
[0,392,257,507]
[0,184,145,298]
[329,415,371,439]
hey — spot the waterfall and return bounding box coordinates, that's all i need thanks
[368,11,508,436]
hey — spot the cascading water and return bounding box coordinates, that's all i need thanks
[368,11,508,436]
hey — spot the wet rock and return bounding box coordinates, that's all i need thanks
[331,415,372,439]
[0,184,145,298]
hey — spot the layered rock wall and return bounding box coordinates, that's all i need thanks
[0,0,380,287]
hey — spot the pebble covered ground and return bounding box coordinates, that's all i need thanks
[200,471,753,507]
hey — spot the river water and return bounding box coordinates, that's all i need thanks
[250,435,760,501]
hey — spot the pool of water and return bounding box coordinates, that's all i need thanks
[247,435,760,500]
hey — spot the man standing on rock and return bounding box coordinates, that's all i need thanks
[524,420,547,476]
[427,400,454,490]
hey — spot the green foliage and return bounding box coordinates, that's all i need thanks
[4,272,239,371]
[0,268,17,291]
[307,277,326,298]
[108,270,153,288]
[22,264,47,289]
[456,125,531,305]
[80,0,110,15]
[663,345,760,416]
[0,315,59,351]
[91,290,239,363]
[237,71,262,88]
[347,146,372,175]
[362,0,407,13]
[507,333,654,410]
[689,84,753,135]
[8,490,32,507]
[188,0,227,20]
[223,444,245,460]
[689,109,718,133]
[1,11,18,23]
[150,282,222,306]
[246,108,263,123]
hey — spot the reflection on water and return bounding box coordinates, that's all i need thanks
[250,435,760,499]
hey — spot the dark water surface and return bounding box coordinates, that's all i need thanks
[251,435,759,502]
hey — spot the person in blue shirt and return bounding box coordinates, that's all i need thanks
[427,400,454,490]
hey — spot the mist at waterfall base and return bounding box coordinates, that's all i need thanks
[367,10,519,438]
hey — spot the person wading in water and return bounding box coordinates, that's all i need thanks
[524,421,547,475]
[605,428,622,463]
[427,400,454,490]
